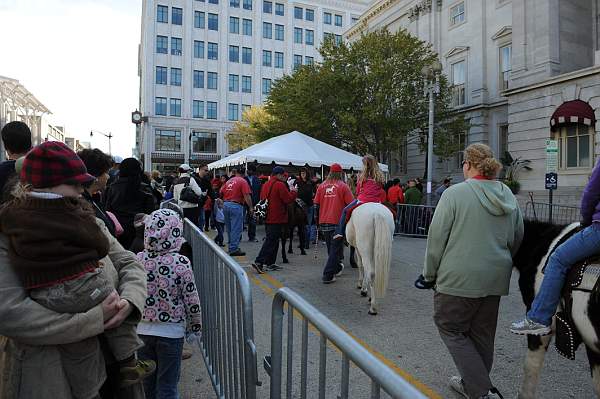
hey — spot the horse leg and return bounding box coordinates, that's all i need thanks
[368,276,378,315]
[281,236,288,264]
[586,345,600,397]
[299,224,307,255]
[518,334,552,399]
[287,227,293,254]
[356,251,364,290]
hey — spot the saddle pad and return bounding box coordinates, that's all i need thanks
[569,263,600,292]
[555,311,582,360]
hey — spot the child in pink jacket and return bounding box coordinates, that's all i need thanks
[136,209,201,399]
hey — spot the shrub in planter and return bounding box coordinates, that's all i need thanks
[504,179,520,194]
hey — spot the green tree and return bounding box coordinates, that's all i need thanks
[264,29,468,166]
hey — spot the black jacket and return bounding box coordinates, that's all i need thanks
[192,174,216,205]
[82,190,117,237]
[105,178,157,230]
[297,179,315,207]
[0,160,16,203]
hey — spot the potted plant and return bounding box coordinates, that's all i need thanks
[500,152,532,194]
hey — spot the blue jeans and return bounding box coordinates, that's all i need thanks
[138,335,184,399]
[198,210,205,230]
[528,223,600,326]
[223,202,244,252]
[215,221,225,245]
[334,199,359,236]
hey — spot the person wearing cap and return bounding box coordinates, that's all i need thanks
[107,155,123,187]
[172,163,206,228]
[313,163,354,283]
[0,141,152,398]
[219,168,253,257]
[105,158,158,249]
[0,121,32,203]
[251,166,298,273]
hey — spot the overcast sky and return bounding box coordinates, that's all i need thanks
[0,0,140,157]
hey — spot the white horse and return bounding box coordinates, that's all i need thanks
[345,202,395,315]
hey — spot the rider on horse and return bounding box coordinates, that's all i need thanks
[511,159,600,336]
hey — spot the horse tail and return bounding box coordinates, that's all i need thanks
[373,210,392,300]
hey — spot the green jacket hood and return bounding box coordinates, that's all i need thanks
[465,179,518,216]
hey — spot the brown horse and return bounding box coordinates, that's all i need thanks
[280,199,307,263]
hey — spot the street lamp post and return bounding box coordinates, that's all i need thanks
[421,60,443,206]
[90,130,113,155]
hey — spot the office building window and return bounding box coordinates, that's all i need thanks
[171,37,182,55]
[262,50,272,66]
[193,100,204,118]
[554,124,594,169]
[305,8,314,21]
[498,124,508,157]
[209,0,218,4]
[499,44,511,90]
[294,6,302,19]
[207,102,218,119]
[155,129,181,151]
[243,0,252,10]
[243,18,252,35]
[294,27,302,44]
[274,51,284,68]
[324,12,331,24]
[155,97,167,115]
[275,3,284,16]
[156,35,168,54]
[229,45,240,62]
[230,0,240,7]
[293,54,302,69]
[263,0,272,13]
[275,24,284,40]
[170,67,182,86]
[334,14,342,27]
[207,72,218,89]
[242,75,252,93]
[229,74,239,91]
[170,98,182,117]
[262,78,271,95]
[305,56,314,65]
[193,70,204,88]
[208,42,218,59]
[242,47,252,64]
[172,7,183,25]
[208,13,218,30]
[194,11,205,28]
[156,66,167,84]
[157,5,168,23]
[192,131,217,153]
[335,34,342,45]
[242,104,251,114]
[263,22,272,39]
[323,32,333,41]
[352,17,359,23]
[230,16,240,33]
[451,60,466,106]
[228,103,239,121]
[194,40,205,58]
[450,2,465,26]
[305,29,314,45]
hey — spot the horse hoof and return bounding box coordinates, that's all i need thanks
[368,310,378,316]
[360,291,367,297]
[283,259,289,264]
[300,251,306,255]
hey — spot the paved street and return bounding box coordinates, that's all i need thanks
[179,228,597,398]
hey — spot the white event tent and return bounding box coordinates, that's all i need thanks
[207,131,388,172]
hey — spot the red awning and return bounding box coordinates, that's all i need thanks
[550,100,596,130]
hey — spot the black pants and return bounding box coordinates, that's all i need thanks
[204,210,211,231]
[255,223,285,265]
[183,207,201,228]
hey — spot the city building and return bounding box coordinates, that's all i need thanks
[137,0,369,174]
[347,0,600,203]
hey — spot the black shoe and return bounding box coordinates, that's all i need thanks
[248,238,258,242]
[322,275,336,284]
[229,249,246,257]
[251,263,265,274]
[266,264,283,271]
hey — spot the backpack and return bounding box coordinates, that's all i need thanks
[253,181,276,222]
[179,177,201,203]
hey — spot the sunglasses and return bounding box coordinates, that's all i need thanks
[461,160,469,167]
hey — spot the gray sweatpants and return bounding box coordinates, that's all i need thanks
[433,292,500,399]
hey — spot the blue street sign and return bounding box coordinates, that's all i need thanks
[545,172,558,190]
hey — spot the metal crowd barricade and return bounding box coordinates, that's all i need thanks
[394,204,436,238]
[524,201,580,225]
[265,287,428,399]
[160,199,259,399]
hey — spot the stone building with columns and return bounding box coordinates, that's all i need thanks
[347,0,600,205]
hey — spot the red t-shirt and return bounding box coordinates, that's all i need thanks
[220,176,251,203]
[314,180,354,224]
[387,185,404,204]
[357,179,386,203]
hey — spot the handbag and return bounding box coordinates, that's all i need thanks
[180,177,201,203]
[254,181,276,222]
[106,211,124,237]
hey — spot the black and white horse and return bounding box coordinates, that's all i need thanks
[514,220,600,398]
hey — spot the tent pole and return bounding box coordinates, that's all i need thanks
[321,165,324,180]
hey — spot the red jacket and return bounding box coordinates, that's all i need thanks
[261,177,297,224]
[387,185,404,204]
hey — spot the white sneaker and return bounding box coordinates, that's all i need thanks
[449,376,468,399]
[510,318,551,336]
[480,391,501,399]
[336,262,345,277]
